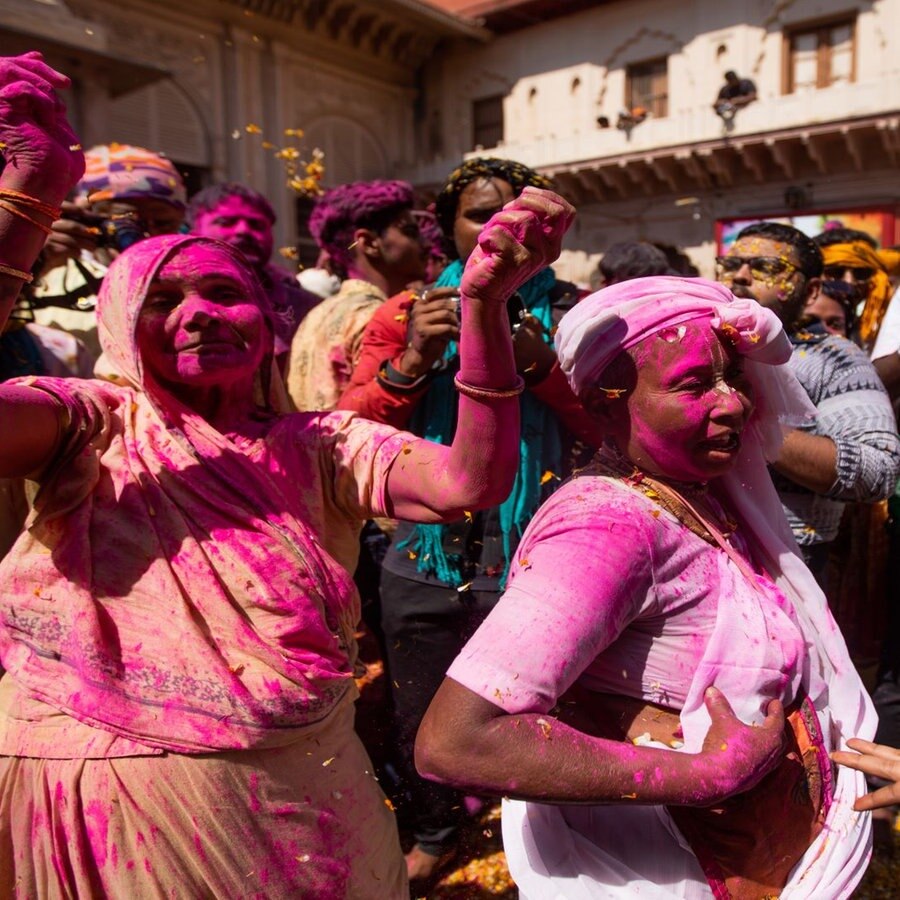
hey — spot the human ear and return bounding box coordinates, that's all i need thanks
[353,228,380,259]
[804,277,821,302]
[580,385,626,429]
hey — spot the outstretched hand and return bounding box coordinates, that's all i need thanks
[461,187,575,305]
[0,52,85,201]
[832,739,900,811]
[688,686,785,805]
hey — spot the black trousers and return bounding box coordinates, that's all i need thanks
[379,568,500,855]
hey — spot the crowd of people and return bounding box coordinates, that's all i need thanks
[2,51,900,899]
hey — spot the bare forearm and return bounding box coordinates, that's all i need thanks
[0,385,65,476]
[386,299,520,519]
[772,429,837,494]
[416,681,779,808]
[442,296,519,502]
[0,170,56,327]
[418,707,707,806]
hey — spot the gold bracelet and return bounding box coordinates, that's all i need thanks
[0,263,34,283]
[454,373,525,400]
[0,189,60,220]
[0,199,53,235]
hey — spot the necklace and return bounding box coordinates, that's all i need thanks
[588,449,738,547]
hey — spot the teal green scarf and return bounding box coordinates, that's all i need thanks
[396,260,561,587]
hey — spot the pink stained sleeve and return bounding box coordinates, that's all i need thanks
[446,478,654,714]
[317,410,419,521]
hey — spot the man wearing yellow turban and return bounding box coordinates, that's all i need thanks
[814,228,900,350]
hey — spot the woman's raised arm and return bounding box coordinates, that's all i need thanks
[384,187,574,521]
[0,53,84,473]
[0,52,84,319]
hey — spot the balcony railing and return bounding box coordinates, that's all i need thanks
[401,78,897,184]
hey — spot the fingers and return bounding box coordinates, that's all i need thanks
[517,314,549,338]
[480,189,574,249]
[514,187,576,225]
[832,748,900,784]
[703,685,737,722]
[413,288,459,313]
[846,738,900,761]
[420,287,459,301]
[50,216,100,245]
[43,220,98,261]
[761,698,785,730]
[4,53,71,90]
[0,81,60,114]
[851,782,900,812]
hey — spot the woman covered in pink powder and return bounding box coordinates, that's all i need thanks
[0,55,576,897]
[418,276,876,898]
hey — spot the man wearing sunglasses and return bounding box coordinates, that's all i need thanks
[717,221,900,584]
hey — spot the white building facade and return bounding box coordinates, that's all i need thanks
[414,0,900,281]
[0,0,483,261]
[2,0,897,279]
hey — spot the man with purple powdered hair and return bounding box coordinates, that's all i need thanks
[286,179,426,412]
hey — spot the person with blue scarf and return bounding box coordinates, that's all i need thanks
[339,158,603,884]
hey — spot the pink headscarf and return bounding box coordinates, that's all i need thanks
[554,275,813,461]
[97,233,289,414]
[555,275,788,392]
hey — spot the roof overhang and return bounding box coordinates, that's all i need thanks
[0,25,169,98]
[421,0,616,35]
[542,114,900,205]
[220,0,488,41]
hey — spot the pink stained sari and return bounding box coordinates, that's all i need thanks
[0,235,411,897]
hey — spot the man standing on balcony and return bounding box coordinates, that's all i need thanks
[716,222,900,584]
[713,70,757,121]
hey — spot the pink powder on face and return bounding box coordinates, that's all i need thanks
[619,323,752,482]
[191,196,274,268]
[136,244,268,390]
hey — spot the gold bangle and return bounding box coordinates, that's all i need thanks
[0,199,53,235]
[454,373,525,400]
[0,189,60,220]
[0,263,34,283]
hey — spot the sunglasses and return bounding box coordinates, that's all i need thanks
[716,256,800,279]
[822,265,875,282]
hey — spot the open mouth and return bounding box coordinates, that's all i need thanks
[704,433,740,453]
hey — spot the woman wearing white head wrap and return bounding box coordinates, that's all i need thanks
[418,276,875,899]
